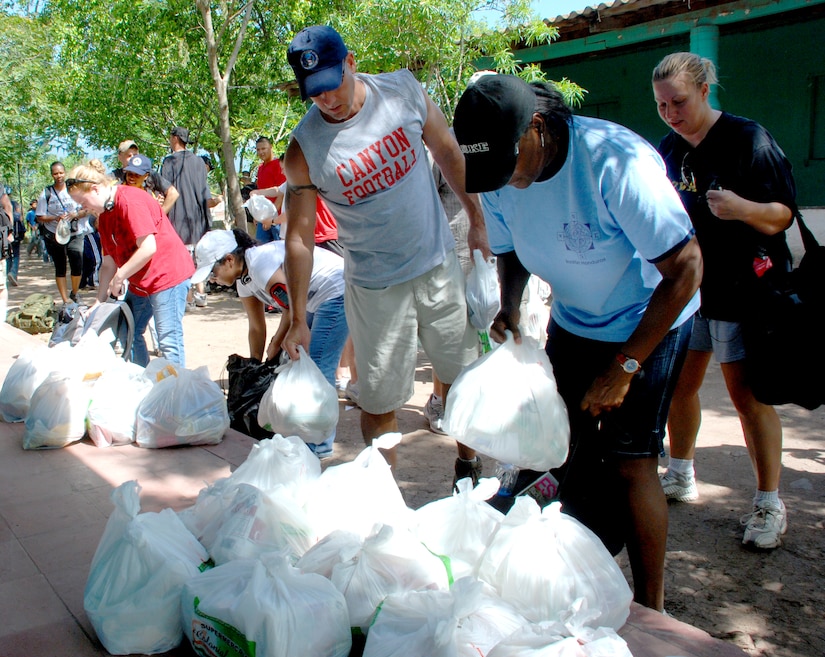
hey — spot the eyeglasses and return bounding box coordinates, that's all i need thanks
[65,178,96,190]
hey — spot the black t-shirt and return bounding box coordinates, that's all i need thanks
[160,150,211,246]
[658,112,796,321]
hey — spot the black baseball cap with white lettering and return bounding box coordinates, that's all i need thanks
[287,25,349,101]
[453,74,537,193]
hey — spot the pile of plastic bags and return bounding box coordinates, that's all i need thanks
[84,433,634,656]
[0,336,229,450]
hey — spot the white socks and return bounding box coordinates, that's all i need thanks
[668,457,694,477]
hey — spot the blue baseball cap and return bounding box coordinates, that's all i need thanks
[124,155,153,176]
[287,25,349,101]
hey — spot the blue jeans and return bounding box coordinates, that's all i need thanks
[6,241,20,279]
[305,295,349,457]
[127,280,190,367]
[255,223,280,244]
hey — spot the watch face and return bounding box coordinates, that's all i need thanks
[622,359,640,373]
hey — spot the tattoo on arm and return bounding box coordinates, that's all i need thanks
[286,183,318,199]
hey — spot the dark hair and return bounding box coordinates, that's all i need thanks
[231,228,258,256]
[530,82,573,143]
[255,136,271,146]
[200,154,213,170]
[50,161,65,173]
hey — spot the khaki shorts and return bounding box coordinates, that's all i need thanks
[345,250,478,415]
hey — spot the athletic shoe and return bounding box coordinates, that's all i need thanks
[7,274,17,287]
[453,456,483,491]
[740,500,787,549]
[345,381,360,407]
[69,291,79,303]
[336,377,350,400]
[193,292,208,307]
[659,469,699,502]
[423,394,447,435]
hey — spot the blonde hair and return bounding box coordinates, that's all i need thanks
[88,158,106,175]
[652,52,717,88]
[67,162,115,191]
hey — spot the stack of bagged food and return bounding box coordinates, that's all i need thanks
[0,335,229,450]
[83,431,635,657]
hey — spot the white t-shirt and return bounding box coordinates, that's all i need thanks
[236,241,344,313]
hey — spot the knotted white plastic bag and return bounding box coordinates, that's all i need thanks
[0,344,62,422]
[297,524,451,630]
[443,333,569,470]
[84,481,210,655]
[413,477,504,579]
[181,552,351,657]
[177,434,321,541]
[477,499,632,631]
[466,249,501,330]
[87,360,153,447]
[303,433,412,539]
[243,194,278,222]
[258,346,339,444]
[202,482,317,564]
[136,366,229,448]
[23,371,94,449]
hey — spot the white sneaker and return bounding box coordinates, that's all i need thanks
[193,292,208,307]
[741,500,787,549]
[423,394,447,435]
[344,381,360,407]
[659,469,698,502]
[335,377,350,400]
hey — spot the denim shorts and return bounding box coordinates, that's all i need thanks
[546,317,692,459]
[688,312,746,363]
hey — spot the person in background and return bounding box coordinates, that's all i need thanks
[283,25,487,480]
[161,125,212,309]
[115,142,179,216]
[0,187,12,319]
[248,137,285,244]
[7,199,25,287]
[652,52,796,550]
[453,73,702,611]
[66,162,194,366]
[192,228,349,459]
[35,161,85,305]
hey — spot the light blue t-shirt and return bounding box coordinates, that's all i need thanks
[482,116,699,342]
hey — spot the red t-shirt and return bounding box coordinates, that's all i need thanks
[315,197,338,243]
[98,185,195,296]
[257,158,285,190]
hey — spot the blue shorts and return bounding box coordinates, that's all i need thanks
[688,312,746,363]
[546,318,692,460]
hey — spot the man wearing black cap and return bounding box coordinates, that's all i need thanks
[161,126,212,307]
[282,25,488,481]
[453,73,703,612]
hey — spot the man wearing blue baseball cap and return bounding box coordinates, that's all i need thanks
[283,25,488,484]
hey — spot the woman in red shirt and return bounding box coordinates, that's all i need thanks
[66,163,194,366]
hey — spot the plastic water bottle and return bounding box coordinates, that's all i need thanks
[495,462,520,496]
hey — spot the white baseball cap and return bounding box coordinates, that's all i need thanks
[191,230,238,284]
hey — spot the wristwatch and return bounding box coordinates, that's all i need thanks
[616,352,641,375]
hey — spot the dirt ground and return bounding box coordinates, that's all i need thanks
[6,249,825,657]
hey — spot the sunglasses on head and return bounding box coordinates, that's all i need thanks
[65,178,97,190]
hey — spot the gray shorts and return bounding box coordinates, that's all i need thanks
[344,250,478,415]
[688,312,746,363]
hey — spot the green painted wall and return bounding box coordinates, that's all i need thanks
[534,13,825,205]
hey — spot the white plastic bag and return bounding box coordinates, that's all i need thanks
[297,524,451,630]
[84,481,210,655]
[520,276,552,347]
[177,434,321,541]
[443,333,569,470]
[181,553,351,657]
[203,483,317,564]
[413,477,504,579]
[87,361,153,447]
[0,344,61,422]
[258,346,339,444]
[486,621,633,657]
[23,371,95,449]
[466,249,501,330]
[136,366,229,448]
[303,433,413,539]
[243,194,278,223]
[363,577,491,657]
[477,499,632,631]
